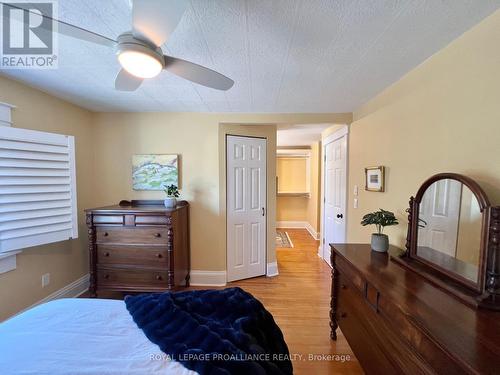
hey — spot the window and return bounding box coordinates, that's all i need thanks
[0,126,78,254]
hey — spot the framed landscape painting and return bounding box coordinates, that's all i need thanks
[132,154,179,190]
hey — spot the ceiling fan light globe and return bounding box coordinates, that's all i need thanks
[118,50,163,79]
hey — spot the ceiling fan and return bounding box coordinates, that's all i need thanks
[1,0,234,92]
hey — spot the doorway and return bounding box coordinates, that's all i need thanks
[226,135,267,282]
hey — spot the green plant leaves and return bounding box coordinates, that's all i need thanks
[360,208,399,234]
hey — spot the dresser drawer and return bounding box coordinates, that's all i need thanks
[337,272,434,374]
[97,267,168,288]
[337,276,399,374]
[97,245,168,267]
[336,256,365,293]
[96,227,168,245]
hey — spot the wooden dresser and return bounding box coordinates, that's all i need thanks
[330,244,500,375]
[85,200,189,296]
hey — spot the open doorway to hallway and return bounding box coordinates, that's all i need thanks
[275,124,349,267]
[273,124,328,248]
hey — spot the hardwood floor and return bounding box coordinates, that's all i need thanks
[231,228,363,375]
[83,228,363,374]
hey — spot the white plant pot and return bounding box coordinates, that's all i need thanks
[164,197,177,209]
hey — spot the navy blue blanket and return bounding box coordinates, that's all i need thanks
[125,287,293,375]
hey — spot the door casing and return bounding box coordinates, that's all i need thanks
[320,126,348,266]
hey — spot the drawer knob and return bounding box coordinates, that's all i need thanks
[156,253,163,258]
[104,232,109,237]
[340,312,347,318]
[341,284,347,289]
[156,275,163,281]
[104,274,110,279]
[154,233,162,238]
[104,252,110,257]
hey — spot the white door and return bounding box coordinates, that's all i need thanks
[323,135,347,265]
[227,135,267,282]
[418,179,462,256]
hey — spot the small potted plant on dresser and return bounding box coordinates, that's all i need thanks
[164,184,180,209]
[360,209,399,252]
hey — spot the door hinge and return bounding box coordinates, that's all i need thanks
[261,207,265,216]
[323,238,325,244]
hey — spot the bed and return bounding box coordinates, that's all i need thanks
[0,298,196,374]
[0,288,292,375]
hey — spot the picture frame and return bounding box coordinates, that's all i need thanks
[365,166,385,192]
[132,154,179,191]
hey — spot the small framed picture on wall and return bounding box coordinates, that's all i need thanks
[365,166,385,192]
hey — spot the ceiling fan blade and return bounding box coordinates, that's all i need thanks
[164,56,234,91]
[115,69,143,91]
[0,2,116,47]
[132,0,187,47]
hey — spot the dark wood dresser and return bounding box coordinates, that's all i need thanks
[85,200,189,296]
[330,243,500,375]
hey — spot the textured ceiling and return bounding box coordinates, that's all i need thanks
[0,0,499,113]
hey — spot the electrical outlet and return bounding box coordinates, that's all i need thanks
[42,273,50,288]
[354,185,359,196]
[354,198,359,209]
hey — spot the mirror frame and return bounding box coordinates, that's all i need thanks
[393,173,500,310]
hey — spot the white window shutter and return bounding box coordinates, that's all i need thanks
[0,126,78,254]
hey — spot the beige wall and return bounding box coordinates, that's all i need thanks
[347,10,500,248]
[0,76,94,321]
[277,196,308,222]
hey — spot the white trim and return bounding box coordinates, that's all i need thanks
[0,251,20,274]
[322,125,348,145]
[68,135,78,239]
[0,102,15,127]
[324,246,332,267]
[266,261,279,277]
[14,274,89,317]
[190,270,227,286]
[284,231,294,248]
[304,222,320,240]
[320,125,349,263]
[276,221,319,240]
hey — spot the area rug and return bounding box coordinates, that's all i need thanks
[276,230,293,248]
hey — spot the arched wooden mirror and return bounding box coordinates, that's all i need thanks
[392,173,500,310]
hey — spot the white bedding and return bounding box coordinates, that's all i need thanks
[0,298,198,375]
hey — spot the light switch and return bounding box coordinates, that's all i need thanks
[354,185,359,196]
[354,198,358,209]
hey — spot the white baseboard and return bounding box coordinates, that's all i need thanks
[190,270,227,286]
[16,273,89,317]
[324,246,332,267]
[277,221,320,240]
[267,261,279,277]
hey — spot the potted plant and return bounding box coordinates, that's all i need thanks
[360,209,399,252]
[163,184,180,209]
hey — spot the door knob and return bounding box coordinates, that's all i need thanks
[337,213,343,219]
